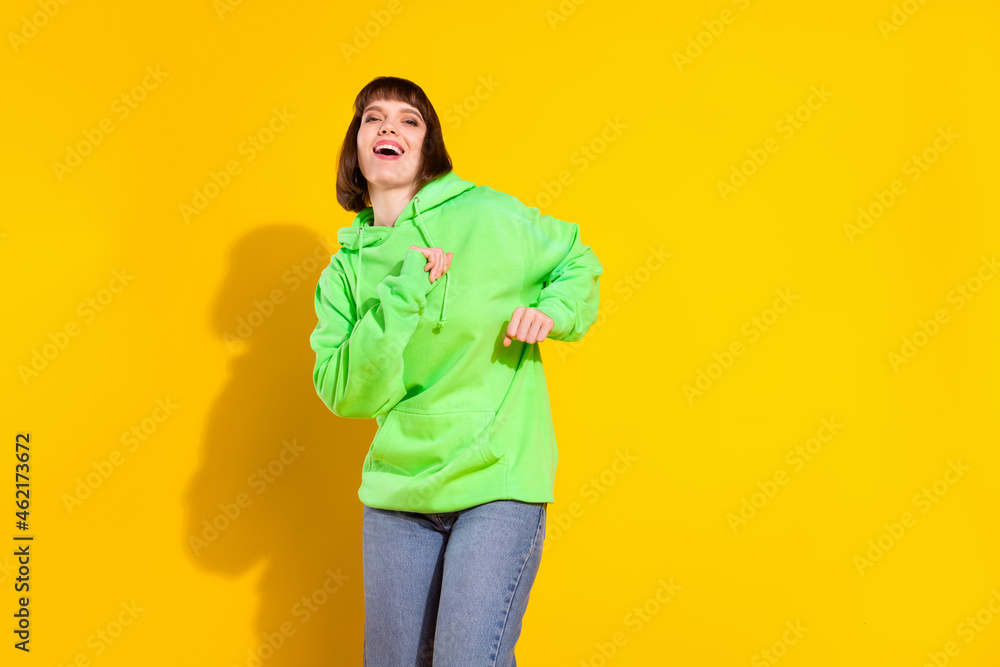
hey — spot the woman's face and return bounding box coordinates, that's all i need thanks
[357,98,427,196]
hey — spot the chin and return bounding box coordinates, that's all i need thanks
[366,163,417,184]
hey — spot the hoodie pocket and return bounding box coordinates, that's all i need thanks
[370,407,501,475]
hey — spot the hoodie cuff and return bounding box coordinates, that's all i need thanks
[534,297,573,340]
[379,246,437,311]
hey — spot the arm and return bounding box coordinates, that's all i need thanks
[310,247,435,419]
[508,195,603,342]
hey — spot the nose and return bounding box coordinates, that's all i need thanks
[378,122,396,135]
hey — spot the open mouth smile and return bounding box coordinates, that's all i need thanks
[373,140,404,160]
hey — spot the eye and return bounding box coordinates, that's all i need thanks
[363,115,419,126]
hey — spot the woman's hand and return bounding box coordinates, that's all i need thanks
[504,307,554,346]
[410,245,453,283]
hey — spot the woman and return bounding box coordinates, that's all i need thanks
[310,76,603,666]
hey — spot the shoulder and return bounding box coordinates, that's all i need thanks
[451,183,521,212]
[317,254,348,290]
[449,184,540,229]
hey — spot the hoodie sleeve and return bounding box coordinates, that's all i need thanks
[507,195,603,342]
[310,246,435,419]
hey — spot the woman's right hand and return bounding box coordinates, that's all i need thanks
[410,245,453,283]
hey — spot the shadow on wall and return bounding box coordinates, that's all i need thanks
[183,224,369,665]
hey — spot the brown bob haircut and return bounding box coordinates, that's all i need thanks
[336,76,453,213]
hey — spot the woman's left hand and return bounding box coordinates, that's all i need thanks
[504,307,554,346]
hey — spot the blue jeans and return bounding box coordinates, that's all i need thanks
[362,499,548,666]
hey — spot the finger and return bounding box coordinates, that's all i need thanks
[507,307,524,340]
[431,251,443,281]
[516,309,534,343]
[526,317,544,344]
[530,309,553,343]
[503,335,511,347]
[536,317,553,342]
[432,249,443,281]
[417,246,433,273]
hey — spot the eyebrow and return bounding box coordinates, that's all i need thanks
[363,104,423,119]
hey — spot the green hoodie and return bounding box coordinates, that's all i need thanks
[310,170,602,513]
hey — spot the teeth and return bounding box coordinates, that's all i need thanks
[374,143,403,155]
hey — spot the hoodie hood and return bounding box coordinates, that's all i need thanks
[337,170,476,329]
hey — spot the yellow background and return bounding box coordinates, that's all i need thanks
[3,0,999,664]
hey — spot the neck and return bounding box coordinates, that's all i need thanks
[368,181,418,227]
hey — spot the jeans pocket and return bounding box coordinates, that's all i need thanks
[370,407,500,476]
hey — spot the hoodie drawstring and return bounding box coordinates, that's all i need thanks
[356,224,364,320]
[412,195,449,329]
